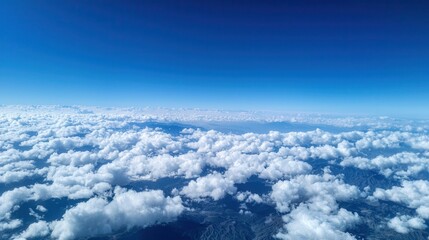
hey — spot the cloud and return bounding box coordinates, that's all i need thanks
[259,156,312,180]
[180,172,237,200]
[50,188,184,240]
[0,219,22,232]
[271,170,360,213]
[0,180,112,222]
[0,161,46,183]
[35,205,47,213]
[236,191,265,204]
[276,198,360,240]
[2,105,429,238]
[15,221,50,240]
[0,187,33,221]
[387,215,426,234]
[271,170,360,239]
[2,105,413,128]
[341,152,429,179]
[372,180,429,220]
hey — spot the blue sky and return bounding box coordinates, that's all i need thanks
[1,0,428,117]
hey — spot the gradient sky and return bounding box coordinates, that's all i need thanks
[1,0,428,117]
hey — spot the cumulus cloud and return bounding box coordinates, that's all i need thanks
[36,205,47,213]
[50,188,184,240]
[388,215,426,234]
[0,180,112,222]
[271,170,360,239]
[180,172,236,200]
[276,198,360,240]
[271,170,360,213]
[15,221,50,240]
[236,191,265,204]
[259,156,312,180]
[0,161,46,183]
[372,180,429,220]
[0,219,22,232]
[341,152,429,179]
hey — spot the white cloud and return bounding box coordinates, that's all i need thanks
[0,161,45,183]
[271,171,360,213]
[2,105,411,128]
[276,198,360,240]
[271,170,360,239]
[15,221,50,240]
[259,156,312,180]
[388,215,426,234]
[50,188,184,240]
[373,180,429,220]
[36,205,47,213]
[0,180,112,223]
[236,191,265,204]
[0,187,33,221]
[341,152,429,179]
[0,219,22,232]
[180,172,237,200]
[48,150,99,167]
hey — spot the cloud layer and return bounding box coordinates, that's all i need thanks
[1,106,429,239]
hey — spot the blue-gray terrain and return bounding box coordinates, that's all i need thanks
[1,106,429,240]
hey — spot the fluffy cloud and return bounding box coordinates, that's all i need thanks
[387,215,426,234]
[180,172,237,200]
[271,170,360,213]
[0,219,21,232]
[15,221,50,240]
[341,152,429,179]
[50,188,184,240]
[35,205,47,213]
[236,191,264,204]
[276,198,360,240]
[0,160,40,183]
[259,156,312,180]
[0,180,112,222]
[372,180,429,220]
[271,170,360,239]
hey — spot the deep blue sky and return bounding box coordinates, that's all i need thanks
[1,0,428,117]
